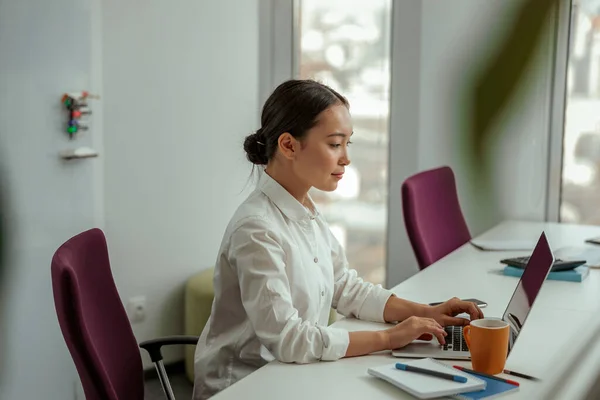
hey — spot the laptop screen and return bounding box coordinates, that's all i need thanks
[501,232,554,352]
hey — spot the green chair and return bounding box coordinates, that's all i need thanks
[184,267,215,382]
[184,267,338,382]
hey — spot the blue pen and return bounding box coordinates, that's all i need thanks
[395,363,467,383]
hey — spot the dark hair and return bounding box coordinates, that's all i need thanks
[243,79,349,165]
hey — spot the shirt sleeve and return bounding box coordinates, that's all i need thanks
[229,216,349,364]
[328,227,394,322]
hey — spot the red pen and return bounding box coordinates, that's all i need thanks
[453,366,520,387]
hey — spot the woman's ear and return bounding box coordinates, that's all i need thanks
[277,132,298,160]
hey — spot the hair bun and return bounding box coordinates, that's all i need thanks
[243,129,269,165]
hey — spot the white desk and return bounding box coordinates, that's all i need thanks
[213,221,600,399]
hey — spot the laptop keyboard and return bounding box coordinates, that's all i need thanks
[442,326,468,352]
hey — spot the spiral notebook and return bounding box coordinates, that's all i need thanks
[367,358,486,399]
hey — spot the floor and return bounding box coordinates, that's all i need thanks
[145,372,194,400]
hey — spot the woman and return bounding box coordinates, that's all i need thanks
[192,79,483,399]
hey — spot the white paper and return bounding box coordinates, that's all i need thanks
[470,239,536,251]
[555,246,600,268]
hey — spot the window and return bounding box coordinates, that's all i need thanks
[560,0,600,224]
[295,0,392,285]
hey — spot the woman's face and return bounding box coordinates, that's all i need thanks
[292,104,353,192]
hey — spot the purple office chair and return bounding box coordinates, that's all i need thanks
[51,228,198,400]
[402,166,471,270]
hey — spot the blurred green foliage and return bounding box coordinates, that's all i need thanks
[464,0,560,177]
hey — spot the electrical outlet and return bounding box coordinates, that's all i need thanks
[128,296,147,323]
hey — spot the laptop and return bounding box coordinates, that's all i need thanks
[392,231,555,360]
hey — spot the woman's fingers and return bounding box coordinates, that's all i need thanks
[423,319,446,345]
[425,317,443,329]
[467,302,484,320]
[433,328,446,345]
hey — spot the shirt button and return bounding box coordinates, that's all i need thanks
[321,290,325,296]
[313,257,318,263]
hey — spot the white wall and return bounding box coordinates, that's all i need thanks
[102,0,259,367]
[0,0,103,398]
[387,0,557,285]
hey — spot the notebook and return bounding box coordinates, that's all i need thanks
[503,264,589,282]
[367,358,486,399]
[451,372,519,399]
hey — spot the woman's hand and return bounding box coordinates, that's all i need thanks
[383,316,448,350]
[426,297,484,326]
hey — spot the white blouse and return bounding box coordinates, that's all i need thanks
[192,170,394,399]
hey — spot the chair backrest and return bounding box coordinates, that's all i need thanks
[51,228,144,400]
[402,166,471,270]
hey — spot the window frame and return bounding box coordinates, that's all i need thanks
[546,0,575,222]
[260,0,397,286]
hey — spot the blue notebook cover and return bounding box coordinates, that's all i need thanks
[503,265,589,282]
[451,373,519,399]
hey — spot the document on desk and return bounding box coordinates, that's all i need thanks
[470,239,536,251]
[555,246,600,268]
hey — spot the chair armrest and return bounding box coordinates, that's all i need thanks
[139,335,200,363]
